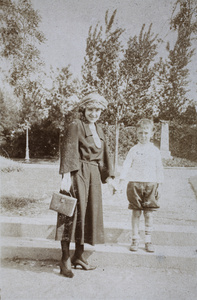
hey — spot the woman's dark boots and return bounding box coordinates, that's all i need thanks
[71,243,96,270]
[60,241,74,278]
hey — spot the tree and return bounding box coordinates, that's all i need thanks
[37,66,80,157]
[0,0,47,157]
[0,0,45,81]
[0,89,20,155]
[0,0,45,121]
[46,66,81,132]
[82,11,162,171]
[156,0,197,121]
[82,10,125,171]
[120,24,160,125]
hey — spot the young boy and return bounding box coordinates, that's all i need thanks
[119,119,164,252]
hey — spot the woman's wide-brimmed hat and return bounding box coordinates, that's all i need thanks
[62,94,80,112]
[79,92,108,110]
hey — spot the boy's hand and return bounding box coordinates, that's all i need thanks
[118,179,125,194]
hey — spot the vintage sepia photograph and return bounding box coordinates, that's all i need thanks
[1,0,197,299]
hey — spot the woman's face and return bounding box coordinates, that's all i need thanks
[84,106,102,123]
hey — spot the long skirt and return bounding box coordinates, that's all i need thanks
[55,161,104,245]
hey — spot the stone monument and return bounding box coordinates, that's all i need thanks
[160,120,172,159]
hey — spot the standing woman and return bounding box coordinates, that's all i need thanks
[55,92,114,278]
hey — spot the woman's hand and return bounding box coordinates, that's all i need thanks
[60,173,72,192]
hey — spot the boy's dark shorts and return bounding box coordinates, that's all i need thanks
[126,182,160,210]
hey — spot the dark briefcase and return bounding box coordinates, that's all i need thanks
[49,192,77,217]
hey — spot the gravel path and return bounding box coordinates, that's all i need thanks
[2,258,197,300]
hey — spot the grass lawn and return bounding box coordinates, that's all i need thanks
[1,165,60,217]
[1,165,115,217]
[1,156,197,217]
[0,156,23,172]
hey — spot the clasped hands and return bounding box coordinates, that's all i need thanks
[106,178,123,194]
[60,174,121,194]
[60,174,163,196]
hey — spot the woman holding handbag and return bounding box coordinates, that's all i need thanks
[55,92,115,278]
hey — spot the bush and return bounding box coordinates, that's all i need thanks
[1,118,197,163]
[101,124,136,159]
[1,120,60,158]
[169,122,197,161]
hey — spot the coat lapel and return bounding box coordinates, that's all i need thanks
[82,121,104,141]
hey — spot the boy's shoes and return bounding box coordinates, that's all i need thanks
[145,242,155,252]
[130,240,139,252]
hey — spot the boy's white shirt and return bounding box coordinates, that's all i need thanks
[120,142,164,183]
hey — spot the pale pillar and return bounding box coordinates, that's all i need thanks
[160,120,171,159]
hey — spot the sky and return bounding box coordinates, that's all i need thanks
[25,0,197,100]
[32,0,175,73]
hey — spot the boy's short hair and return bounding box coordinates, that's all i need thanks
[136,118,154,130]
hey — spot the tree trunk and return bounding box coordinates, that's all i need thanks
[114,118,120,175]
[59,129,62,159]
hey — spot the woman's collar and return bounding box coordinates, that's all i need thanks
[82,121,104,140]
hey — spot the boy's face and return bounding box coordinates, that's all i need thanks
[137,126,153,144]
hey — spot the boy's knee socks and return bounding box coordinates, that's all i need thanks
[145,226,152,243]
[132,234,140,240]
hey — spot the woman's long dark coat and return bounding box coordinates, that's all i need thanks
[55,119,114,245]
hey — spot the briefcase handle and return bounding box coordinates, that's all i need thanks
[60,190,72,197]
[60,192,72,203]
